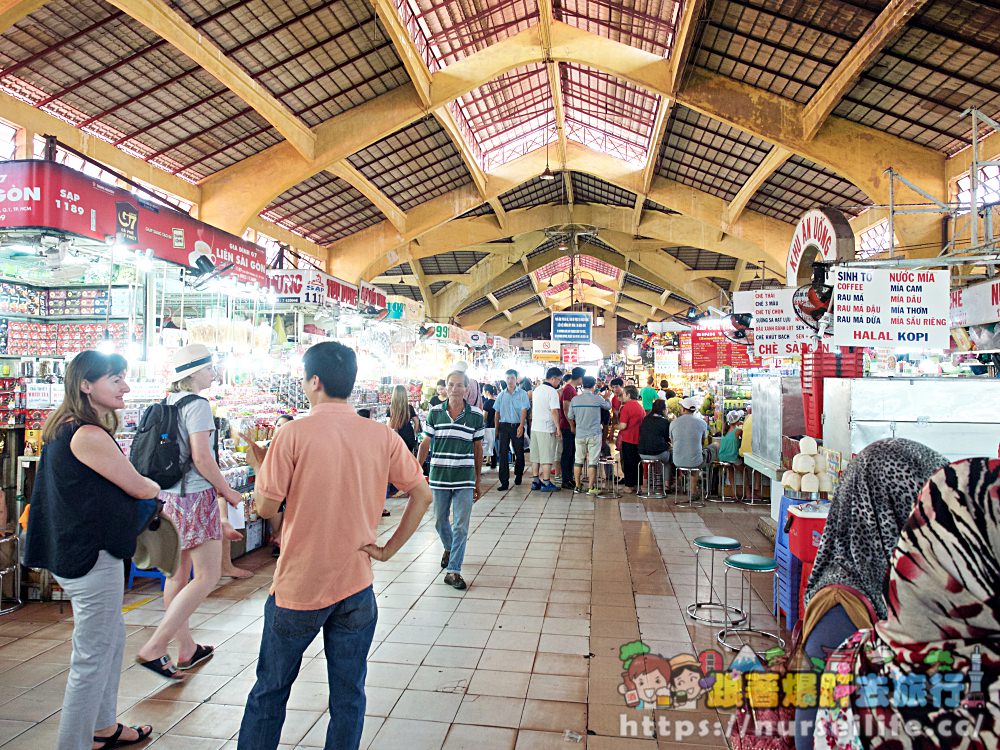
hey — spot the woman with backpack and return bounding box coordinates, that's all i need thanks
[23,351,160,750]
[134,344,243,679]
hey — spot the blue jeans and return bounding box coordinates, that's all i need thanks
[433,488,474,574]
[238,587,377,750]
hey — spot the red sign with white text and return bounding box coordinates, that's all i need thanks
[0,160,266,285]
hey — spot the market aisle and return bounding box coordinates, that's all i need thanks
[0,478,777,749]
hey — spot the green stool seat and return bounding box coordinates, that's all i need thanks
[693,535,740,551]
[724,553,777,572]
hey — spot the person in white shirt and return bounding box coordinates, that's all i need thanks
[530,367,563,492]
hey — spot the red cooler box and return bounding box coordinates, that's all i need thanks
[799,560,814,614]
[787,502,830,564]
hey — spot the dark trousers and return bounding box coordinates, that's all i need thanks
[239,589,377,750]
[496,422,524,485]
[621,442,641,488]
[561,430,576,484]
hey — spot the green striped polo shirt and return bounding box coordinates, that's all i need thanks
[425,402,485,490]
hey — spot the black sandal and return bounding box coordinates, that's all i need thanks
[93,723,152,748]
[178,644,214,670]
[135,655,183,680]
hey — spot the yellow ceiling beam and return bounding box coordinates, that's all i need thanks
[488,198,509,231]
[433,107,488,197]
[0,0,48,34]
[105,0,315,161]
[197,20,946,239]
[801,0,930,141]
[538,0,567,167]
[328,144,793,282]
[326,162,406,233]
[666,0,705,95]
[724,146,792,229]
[490,306,549,337]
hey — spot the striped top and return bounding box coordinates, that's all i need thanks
[425,402,485,490]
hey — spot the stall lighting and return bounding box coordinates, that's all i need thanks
[627,343,640,357]
[96,338,116,354]
[134,248,154,273]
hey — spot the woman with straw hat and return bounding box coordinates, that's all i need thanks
[134,344,243,679]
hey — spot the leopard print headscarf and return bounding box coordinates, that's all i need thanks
[804,438,947,619]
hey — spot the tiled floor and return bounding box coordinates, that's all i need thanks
[0,476,781,749]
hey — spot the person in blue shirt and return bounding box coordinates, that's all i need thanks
[493,369,530,490]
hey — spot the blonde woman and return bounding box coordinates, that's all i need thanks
[23,351,160,749]
[386,385,419,506]
[135,344,242,678]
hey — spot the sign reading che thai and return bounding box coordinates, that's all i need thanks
[833,268,950,348]
[752,287,812,359]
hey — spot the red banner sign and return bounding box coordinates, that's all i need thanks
[680,328,760,371]
[0,160,266,286]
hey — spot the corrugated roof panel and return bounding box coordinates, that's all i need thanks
[499,175,568,211]
[656,105,770,202]
[571,172,637,207]
[261,170,382,244]
[419,251,489,275]
[664,247,738,271]
[347,118,472,212]
[747,155,871,225]
[555,0,680,57]
[494,276,532,298]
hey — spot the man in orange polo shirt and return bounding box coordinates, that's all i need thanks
[238,342,431,750]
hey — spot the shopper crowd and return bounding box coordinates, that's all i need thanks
[19,349,999,750]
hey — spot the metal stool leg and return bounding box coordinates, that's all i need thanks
[742,468,769,506]
[687,546,746,625]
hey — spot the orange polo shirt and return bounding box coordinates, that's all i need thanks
[256,401,424,610]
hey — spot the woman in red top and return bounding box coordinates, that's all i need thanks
[617,385,646,493]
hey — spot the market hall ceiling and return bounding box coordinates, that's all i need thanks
[1,0,999,334]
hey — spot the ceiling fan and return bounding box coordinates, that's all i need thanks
[792,262,835,340]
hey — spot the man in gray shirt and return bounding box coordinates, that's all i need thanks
[669,396,709,500]
[568,376,611,495]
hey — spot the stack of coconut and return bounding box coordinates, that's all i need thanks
[781,436,834,495]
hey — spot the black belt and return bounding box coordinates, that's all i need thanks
[499,422,521,426]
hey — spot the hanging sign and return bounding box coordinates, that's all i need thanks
[551,311,592,343]
[833,268,951,349]
[654,346,679,374]
[468,331,487,347]
[561,344,579,365]
[950,278,1000,328]
[532,339,561,361]
[786,208,855,286]
[359,281,387,309]
[386,296,425,321]
[267,269,326,305]
[752,288,812,358]
[0,160,266,286]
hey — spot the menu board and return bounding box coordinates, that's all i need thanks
[950,278,1000,327]
[679,329,761,371]
[833,268,950,349]
[654,346,679,374]
[752,287,811,358]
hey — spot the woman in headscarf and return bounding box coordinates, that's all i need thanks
[795,439,947,749]
[814,457,999,749]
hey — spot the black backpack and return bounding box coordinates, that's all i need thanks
[130,394,204,490]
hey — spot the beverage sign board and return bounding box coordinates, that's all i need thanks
[950,278,1000,328]
[833,268,950,349]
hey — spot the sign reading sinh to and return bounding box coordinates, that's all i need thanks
[833,268,950,349]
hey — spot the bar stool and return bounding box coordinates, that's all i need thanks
[596,457,621,499]
[638,458,666,499]
[709,462,742,503]
[0,534,21,615]
[673,466,705,508]
[687,535,745,626]
[717,553,785,655]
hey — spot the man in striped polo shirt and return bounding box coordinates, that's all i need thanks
[417,370,484,590]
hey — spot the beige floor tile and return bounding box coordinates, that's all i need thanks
[541,617,590,636]
[532,652,590,678]
[443,723,516,749]
[364,686,404,717]
[435,627,491,649]
[519,699,586,733]
[467,669,530,698]
[148,735,227,749]
[369,717,450,750]
[407,665,473,693]
[515,728,588,749]
[484,630,540,652]
[454,694,525,728]
[385,625,444,645]
[537,633,589,655]
[0,719,33,745]
[494,615,544,633]
[446,612,498,630]
[476,648,535,673]
[0,720,60,750]
[366,661,419,689]
[423,646,483,669]
[389,689,463,722]
[170,703,244,740]
[369,642,432,665]
[527,673,588,703]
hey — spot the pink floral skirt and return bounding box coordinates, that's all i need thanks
[159,487,222,550]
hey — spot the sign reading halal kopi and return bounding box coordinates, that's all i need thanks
[833,268,951,348]
[786,208,855,286]
[0,160,266,285]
